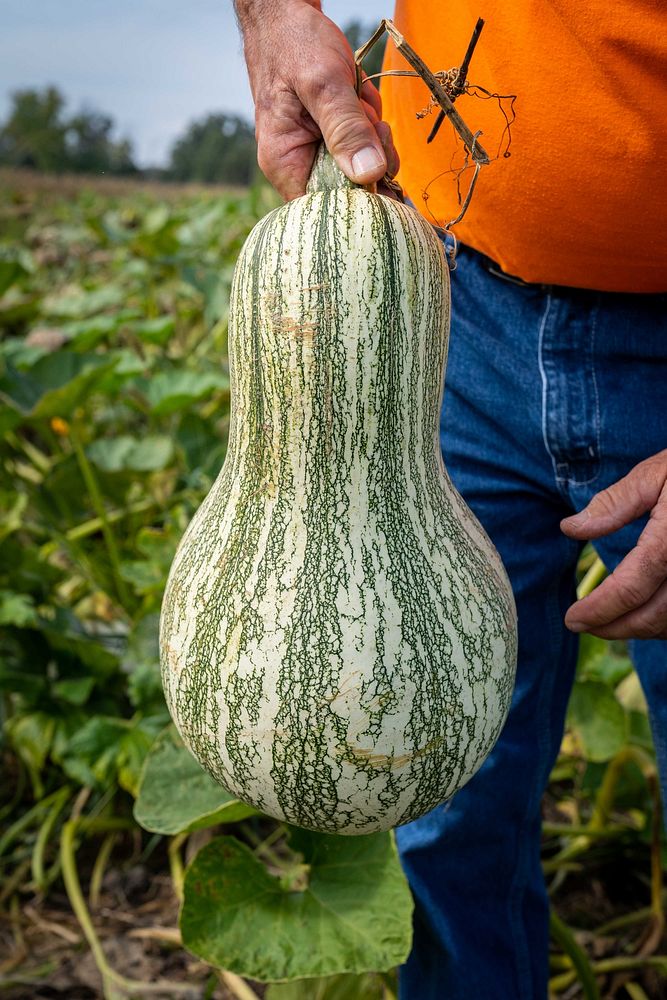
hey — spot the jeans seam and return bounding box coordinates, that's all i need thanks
[537,294,564,495]
[563,303,602,490]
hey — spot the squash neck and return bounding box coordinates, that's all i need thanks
[306,145,376,195]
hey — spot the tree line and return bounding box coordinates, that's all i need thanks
[0,22,385,186]
[0,86,258,185]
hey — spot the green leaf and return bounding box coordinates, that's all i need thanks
[87,434,174,472]
[41,608,120,675]
[122,614,165,713]
[52,675,96,706]
[0,351,117,421]
[177,413,225,475]
[567,680,627,762]
[615,671,648,714]
[628,710,653,750]
[119,558,166,597]
[0,259,29,296]
[44,284,126,319]
[132,315,175,345]
[120,525,180,601]
[60,313,126,350]
[576,633,608,672]
[60,716,128,787]
[0,661,48,699]
[59,716,160,794]
[134,726,255,833]
[266,973,390,1000]
[0,590,38,627]
[180,829,413,982]
[142,370,228,416]
[5,711,56,794]
[117,724,162,796]
[143,203,171,235]
[577,635,633,688]
[0,491,27,543]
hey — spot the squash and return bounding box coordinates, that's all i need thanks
[160,147,517,835]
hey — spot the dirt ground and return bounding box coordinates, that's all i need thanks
[0,862,261,1000]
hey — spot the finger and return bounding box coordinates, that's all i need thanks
[361,98,380,126]
[561,450,667,539]
[299,73,387,184]
[257,133,317,201]
[375,121,400,178]
[571,577,667,640]
[361,75,382,118]
[564,512,667,630]
[255,92,322,200]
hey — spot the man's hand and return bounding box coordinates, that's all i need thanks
[561,450,667,639]
[235,0,398,200]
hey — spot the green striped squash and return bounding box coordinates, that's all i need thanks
[160,147,517,835]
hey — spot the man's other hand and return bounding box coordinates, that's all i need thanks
[561,450,667,639]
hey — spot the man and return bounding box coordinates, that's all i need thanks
[234,1,667,996]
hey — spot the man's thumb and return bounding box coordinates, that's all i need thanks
[311,85,387,184]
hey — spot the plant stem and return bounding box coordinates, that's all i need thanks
[217,970,261,1000]
[596,905,655,935]
[542,821,629,839]
[549,910,600,1000]
[626,983,651,1000]
[594,955,667,974]
[577,556,607,599]
[60,819,196,998]
[0,859,31,906]
[645,767,664,934]
[544,745,652,874]
[0,788,65,858]
[65,497,157,543]
[168,832,188,904]
[31,786,70,891]
[69,422,131,608]
[242,822,285,868]
[89,831,117,910]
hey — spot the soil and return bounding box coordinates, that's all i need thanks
[0,859,266,1000]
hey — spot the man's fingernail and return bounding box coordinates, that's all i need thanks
[351,146,384,179]
[566,620,585,633]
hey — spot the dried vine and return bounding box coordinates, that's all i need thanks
[354,17,517,232]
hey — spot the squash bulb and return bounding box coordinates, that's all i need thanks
[160,148,517,835]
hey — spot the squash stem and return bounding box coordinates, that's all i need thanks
[168,832,188,903]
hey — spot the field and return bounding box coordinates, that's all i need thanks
[0,169,665,1000]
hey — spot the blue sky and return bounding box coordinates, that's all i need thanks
[0,0,389,167]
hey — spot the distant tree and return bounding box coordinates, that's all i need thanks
[66,109,137,175]
[0,86,137,175]
[0,86,68,171]
[343,21,387,82]
[169,113,258,185]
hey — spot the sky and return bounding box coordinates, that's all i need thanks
[0,0,390,167]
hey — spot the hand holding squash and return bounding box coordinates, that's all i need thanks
[561,450,667,639]
[234,0,397,199]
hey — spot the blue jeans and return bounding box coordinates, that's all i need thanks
[397,242,667,1000]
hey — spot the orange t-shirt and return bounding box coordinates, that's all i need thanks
[382,1,667,292]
